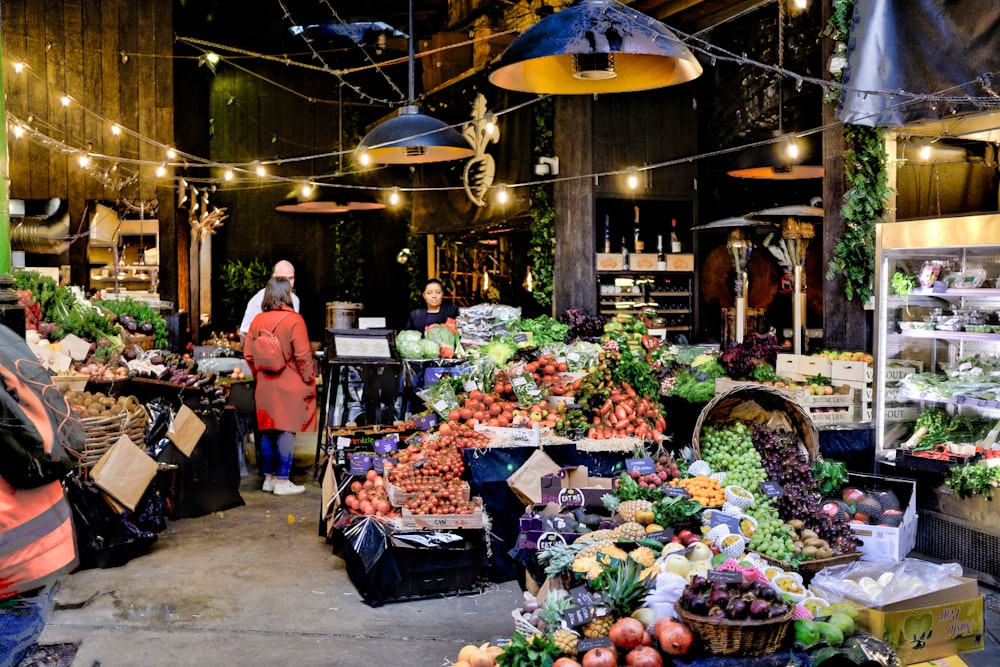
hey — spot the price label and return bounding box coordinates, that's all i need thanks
[626,457,656,475]
[662,486,692,498]
[336,436,350,449]
[564,605,595,628]
[644,529,674,543]
[513,333,529,344]
[492,637,511,648]
[511,376,528,387]
[569,585,596,608]
[464,380,479,393]
[708,568,746,584]
[576,637,613,652]
[433,400,449,412]
[567,352,581,362]
[710,511,743,534]
[759,480,783,498]
[932,280,948,293]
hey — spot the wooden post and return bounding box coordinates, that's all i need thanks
[0,7,25,335]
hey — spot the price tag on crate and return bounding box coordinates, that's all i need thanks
[564,604,596,628]
[644,529,674,543]
[709,511,743,534]
[569,585,596,608]
[759,480,783,498]
[626,457,656,475]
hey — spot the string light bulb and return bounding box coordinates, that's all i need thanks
[357,149,370,167]
[60,95,71,107]
[166,147,177,159]
[300,182,313,197]
[205,53,220,65]
[485,111,496,137]
[255,164,266,177]
[224,168,234,181]
[12,124,23,138]
[110,123,121,136]
[494,184,508,205]
[77,154,90,168]
[156,162,167,177]
[782,136,801,160]
[388,186,401,206]
[626,166,639,190]
[13,61,24,73]
[918,144,932,161]
[482,268,490,293]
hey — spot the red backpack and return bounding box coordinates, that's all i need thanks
[247,312,293,373]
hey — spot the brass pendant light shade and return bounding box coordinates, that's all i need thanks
[356,0,473,165]
[357,105,474,165]
[489,0,703,94]
[726,134,824,180]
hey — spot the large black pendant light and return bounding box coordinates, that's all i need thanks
[489,0,702,95]
[356,0,474,165]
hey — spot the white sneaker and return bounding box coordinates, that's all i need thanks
[273,479,305,496]
[262,478,275,493]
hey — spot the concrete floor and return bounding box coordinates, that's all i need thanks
[37,476,521,667]
[35,473,1000,667]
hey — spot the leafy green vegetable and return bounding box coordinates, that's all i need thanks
[812,459,850,496]
[654,494,704,526]
[495,631,560,667]
[612,353,660,399]
[892,271,917,315]
[95,297,169,348]
[750,363,779,383]
[946,464,1000,499]
[669,358,726,403]
[478,339,518,367]
[613,471,660,502]
[515,315,569,347]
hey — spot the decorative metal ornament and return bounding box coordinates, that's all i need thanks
[462,94,500,207]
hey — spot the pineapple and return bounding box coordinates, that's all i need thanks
[551,628,579,655]
[586,565,605,581]
[628,545,656,568]
[616,499,653,523]
[596,544,629,566]
[579,529,614,543]
[577,538,614,559]
[593,557,655,619]
[539,589,573,631]
[571,555,599,577]
[613,521,647,541]
[582,614,614,638]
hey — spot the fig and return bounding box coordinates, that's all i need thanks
[139,322,154,335]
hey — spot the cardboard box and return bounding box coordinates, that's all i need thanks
[540,466,615,507]
[848,473,918,562]
[413,413,438,431]
[91,435,158,511]
[517,503,588,550]
[855,577,984,664]
[665,253,694,271]
[508,449,561,506]
[595,253,624,271]
[394,497,484,530]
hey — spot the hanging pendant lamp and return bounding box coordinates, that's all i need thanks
[489,0,702,95]
[356,0,474,165]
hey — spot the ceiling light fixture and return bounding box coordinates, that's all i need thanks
[355,0,474,165]
[489,0,702,95]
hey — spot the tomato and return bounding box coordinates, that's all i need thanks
[448,410,462,421]
[459,408,473,421]
[469,389,484,401]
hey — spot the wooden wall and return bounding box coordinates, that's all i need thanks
[2,0,177,309]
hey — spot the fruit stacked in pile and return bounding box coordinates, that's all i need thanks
[678,575,791,622]
[667,476,725,507]
[385,439,477,515]
[834,486,904,527]
[342,470,395,517]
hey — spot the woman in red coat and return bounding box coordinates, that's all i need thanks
[244,277,316,495]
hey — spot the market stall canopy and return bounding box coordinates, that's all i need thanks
[838,0,1000,128]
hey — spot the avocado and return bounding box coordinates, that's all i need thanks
[816,621,845,648]
[793,619,821,648]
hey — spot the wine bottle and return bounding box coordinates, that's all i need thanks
[657,235,666,271]
[633,206,643,252]
[670,218,682,253]
[603,214,611,253]
[620,236,629,271]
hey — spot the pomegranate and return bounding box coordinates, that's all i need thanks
[625,646,663,667]
[609,617,646,649]
[581,647,617,667]
[656,620,694,656]
[552,659,582,667]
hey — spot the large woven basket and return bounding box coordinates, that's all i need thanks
[675,601,793,657]
[759,551,862,584]
[68,396,148,477]
[692,385,819,463]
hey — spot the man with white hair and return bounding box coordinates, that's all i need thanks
[239,260,299,345]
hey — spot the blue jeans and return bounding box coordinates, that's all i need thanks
[259,430,296,478]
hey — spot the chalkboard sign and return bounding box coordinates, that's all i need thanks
[760,480,783,498]
[576,636,613,652]
[662,486,691,498]
[710,511,743,534]
[513,333,529,344]
[708,568,746,584]
[492,637,511,647]
[564,605,595,628]
[644,529,674,543]
[932,280,948,293]
[569,585,596,608]
[626,457,656,475]
[670,544,695,557]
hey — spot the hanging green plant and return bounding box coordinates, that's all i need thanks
[529,97,555,308]
[326,214,365,301]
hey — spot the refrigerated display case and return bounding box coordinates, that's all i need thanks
[873,214,1000,460]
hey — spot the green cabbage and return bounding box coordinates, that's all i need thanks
[419,339,441,358]
[397,337,425,359]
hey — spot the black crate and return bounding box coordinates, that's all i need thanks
[896,448,982,473]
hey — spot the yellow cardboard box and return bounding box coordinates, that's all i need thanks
[855,577,984,664]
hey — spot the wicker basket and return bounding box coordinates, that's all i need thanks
[68,396,148,477]
[123,331,156,351]
[511,609,542,637]
[674,601,793,657]
[759,551,862,583]
[692,385,819,463]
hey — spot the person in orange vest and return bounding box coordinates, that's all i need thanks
[0,324,80,665]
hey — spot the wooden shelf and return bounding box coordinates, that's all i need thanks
[649,291,691,297]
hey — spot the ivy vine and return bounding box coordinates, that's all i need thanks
[529,97,555,308]
[823,0,891,304]
[326,214,365,301]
